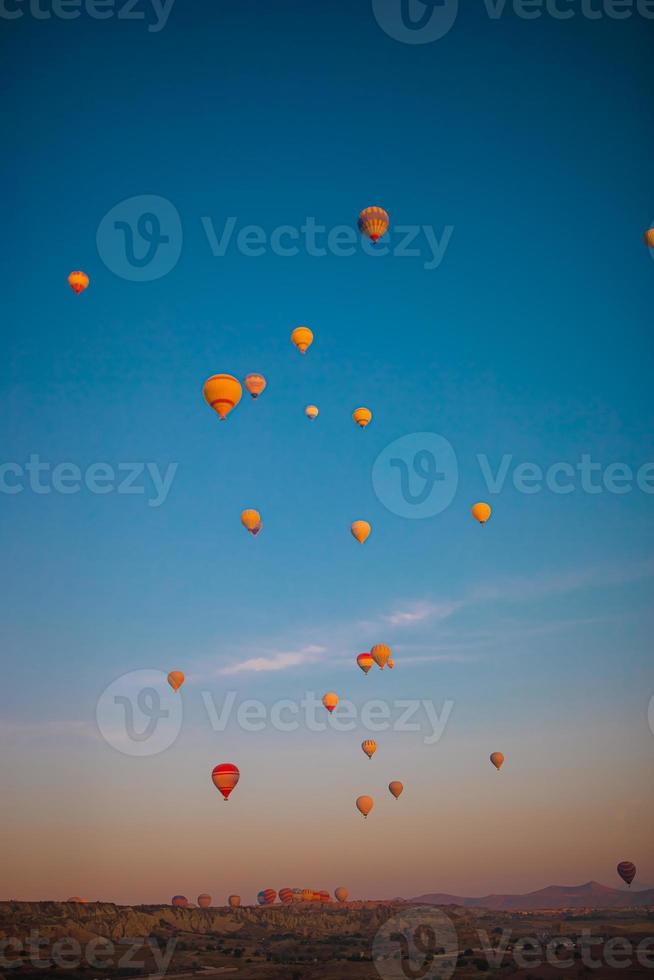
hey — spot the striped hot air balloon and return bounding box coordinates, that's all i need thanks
[301,889,313,903]
[279,888,294,904]
[617,861,636,887]
[318,890,331,903]
[257,889,277,905]
[357,652,374,674]
[211,763,240,800]
[362,739,377,760]
[358,207,389,243]
[370,644,391,670]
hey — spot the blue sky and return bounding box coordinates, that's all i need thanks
[2,0,653,902]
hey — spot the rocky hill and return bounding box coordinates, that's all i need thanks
[411,880,654,910]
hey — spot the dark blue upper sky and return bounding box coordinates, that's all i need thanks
[2,0,654,900]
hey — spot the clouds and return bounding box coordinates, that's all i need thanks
[219,645,325,676]
[384,600,462,627]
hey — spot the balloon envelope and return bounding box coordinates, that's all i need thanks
[617,861,636,886]
[358,207,389,243]
[335,887,348,903]
[351,520,371,544]
[352,407,372,429]
[472,502,492,524]
[291,326,313,354]
[362,739,377,759]
[203,374,243,421]
[644,229,654,247]
[67,271,89,294]
[167,670,185,692]
[279,888,294,904]
[322,692,339,713]
[370,644,391,670]
[197,894,211,908]
[211,763,240,800]
[388,781,404,799]
[172,896,188,907]
[357,652,374,674]
[356,795,373,818]
[244,373,267,398]
[490,752,505,771]
[305,404,319,420]
[228,895,241,908]
[241,509,262,535]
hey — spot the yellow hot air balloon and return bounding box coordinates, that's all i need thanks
[361,739,377,760]
[301,889,313,903]
[352,407,372,429]
[322,692,339,713]
[350,520,371,544]
[241,509,262,536]
[644,229,654,247]
[203,374,243,421]
[167,670,185,692]
[490,752,505,771]
[305,405,319,420]
[388,781,403,799]
[358,207,389,243]
[334,887,348,903]
[244,373,267,399]
[67,270,89,294]
[471,502,492,525]
[291,326,313,354]
[356,795,373,819]
[370,644,391,670]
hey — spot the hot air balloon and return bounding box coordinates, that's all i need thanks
[244,373,267,399]
[334,887,348,903]
[362,739,377,760]
[490,752,504,771]
[388,781,403,800]
[305,404,319,420]
[644,229,654,247]
[357,652,374,674]
[203,374,243,421]
[322,692,339,713]
[388,659,395,669]
[228,895,241,908]
[617,861,636,887]
[356,795,373,819]
[301,889,313,903]
[351,520,371,544]
[258,889,276,905]
[197,894,212,908]
[279,888,294,904]
[291,888,303,903]
[211,763,240,800]
[241,509,262,536]
[370,644,391,670]
[472,502,492,525]
[291,326,313,354]
[67,271,89,295]
[172,896,188,908]
[318,890,331,903]
[167,670,185,692]
[358,207,389,244]
[352,408,372,429]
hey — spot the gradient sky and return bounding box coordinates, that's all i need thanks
[2,0,654,905]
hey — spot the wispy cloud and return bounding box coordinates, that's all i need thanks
[384,600,462,627]
[219,645,325,676]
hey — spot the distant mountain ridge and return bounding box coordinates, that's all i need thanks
[411,880,654,910]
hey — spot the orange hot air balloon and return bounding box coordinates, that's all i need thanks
[351,520,371,544]
[322,692,339,713]
[241,509,262,536]
[617,861,636,887]
[301,889,313,903]
[356,795,373,819]
[357,652,374,675]
[472,502,492,524]
[358,207,389,243]
[490,752,505,771]
[388,659,395,669]
[305,404,319,420]
[211,762,240,800]
[370,644,391,670]
[644,229,654,247]
[244,373,267,399]
[197,894,212,908]
[335,887,348,903]
[167,670,185,692]
[388,781,404,800]
[203,374,243,421]
[352,407,372,429]
[67,271,89,294]
[291,326,313,354]
[228,895,241,908]
[361,739,377,760]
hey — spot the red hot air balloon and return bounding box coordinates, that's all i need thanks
[211,763,240,800]
[172,895,188,907]
[279,888,294,904]
[197,894,212,908]
[617,861,636,887]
